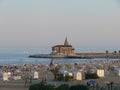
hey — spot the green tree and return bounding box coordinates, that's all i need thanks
[29,81,55,90]
[64,75,73,81]
[70,85,88,90]
[106,50,109,54]
[85,73,99,79]
[114,51,117,54]
[110,81,114,90]
[51,67,60,80]
[119,50,120,53]
[56,84,69,90]
[57,73,64,81]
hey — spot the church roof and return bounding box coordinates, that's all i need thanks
[52,45,72,48]
[64,37,69,46]
[52,37,73,48]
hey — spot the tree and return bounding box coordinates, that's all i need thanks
[70,85,88,90]
[107,83,110,90]
[119,50,120,53]
[114,51,117,54]
[106,50,109,54]
[110,81,114,90]
[51,67,59,80]
[56,84,69,90]
[85,73,99,79]
[29,82,55,90]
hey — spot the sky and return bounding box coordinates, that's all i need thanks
[0,0,120,49]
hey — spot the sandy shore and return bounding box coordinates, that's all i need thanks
[0,76,120,90]
[0,59,120,90]
[0,75,120,90]
[0,80,28,90]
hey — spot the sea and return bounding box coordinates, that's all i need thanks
[0,47,119,66]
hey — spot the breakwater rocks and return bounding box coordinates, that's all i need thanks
[29,53,120,59]
[76,53,120,58]
[29,54,89,59]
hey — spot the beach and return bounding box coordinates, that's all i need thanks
[0,80,28,90]
[0,75,120,90]
[0,59,120,90]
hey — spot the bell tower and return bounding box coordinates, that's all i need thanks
[64,37,69,46]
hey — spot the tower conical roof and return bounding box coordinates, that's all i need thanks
[64,37,69,46]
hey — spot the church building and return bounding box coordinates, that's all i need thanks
[52,37,75,55]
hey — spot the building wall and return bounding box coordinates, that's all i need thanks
[52,46,75,55]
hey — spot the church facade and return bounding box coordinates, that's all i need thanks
[52,37,75,55]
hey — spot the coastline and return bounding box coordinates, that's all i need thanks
[29,53,120,59]
[29,54,92,59]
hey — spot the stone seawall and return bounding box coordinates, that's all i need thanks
[29,53,120,59]
[76,53,120,58]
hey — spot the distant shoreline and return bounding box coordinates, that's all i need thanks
[29,52,120,59]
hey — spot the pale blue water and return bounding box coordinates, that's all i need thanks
[0,47,119,66]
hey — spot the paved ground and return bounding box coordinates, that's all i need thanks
[0,80,28,90]
[0,76,120,90]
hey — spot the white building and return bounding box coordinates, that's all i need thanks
[34,71,39,79]
[73,71,82,80]
[59,70,68,77]
[115,68,120,76]
[3,72,8,81]
[97,69,104,77]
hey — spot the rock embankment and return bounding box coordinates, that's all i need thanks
[76,53,120,58]
[29,53,120,59]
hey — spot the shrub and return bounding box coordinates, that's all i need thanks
[113,87,120,90]
[56,84,69,90]
[29,82,55,90]
[57,74,73,81]
[45,84,55,90]
[85,73,99,79]
[64,75,73,81]
[70,85,88,90]
[100,87,106,90]
[57,73,64,81]
[29,83,41,90]
[51,67,60,80]
[29,81,89,90]
[51,67,59,74]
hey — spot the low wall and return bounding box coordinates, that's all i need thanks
[76,53,120,58]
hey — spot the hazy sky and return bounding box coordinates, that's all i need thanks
[0,0,120,48]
